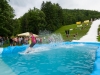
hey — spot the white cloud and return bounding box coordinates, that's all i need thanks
[8,0,100,18]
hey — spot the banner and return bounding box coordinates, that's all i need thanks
[84,20,89,24]
[76,21,81,25]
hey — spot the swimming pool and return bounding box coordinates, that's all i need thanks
[0,42,99,75]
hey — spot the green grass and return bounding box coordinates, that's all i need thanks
[97,26,100,41]
[54,22,92,41]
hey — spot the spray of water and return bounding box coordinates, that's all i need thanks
[39,30,63,43]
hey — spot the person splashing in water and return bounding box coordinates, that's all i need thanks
[25,32,37,53]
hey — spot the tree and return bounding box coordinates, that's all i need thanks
[41,1,63,32]
[0,0,15,36]
[20,8,46,34]
[12,19,21,35]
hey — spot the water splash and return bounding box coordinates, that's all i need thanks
[39,30,63,43]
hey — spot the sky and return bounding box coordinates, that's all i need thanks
[8,0,100,18]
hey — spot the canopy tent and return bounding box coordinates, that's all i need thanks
[17,32,38,37]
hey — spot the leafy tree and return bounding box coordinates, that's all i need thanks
[41,1,63,32]
[20,8,46,34]
[63,9,100,25]
[0,0,14,36]
[12,19,21,35]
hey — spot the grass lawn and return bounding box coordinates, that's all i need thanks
[97,26,100,41]
[54,22,92,41]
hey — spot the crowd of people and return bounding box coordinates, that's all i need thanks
[0,35,42,47]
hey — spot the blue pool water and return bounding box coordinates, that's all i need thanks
[0,43,98,75]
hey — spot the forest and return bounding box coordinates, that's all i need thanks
[1,0,100,36]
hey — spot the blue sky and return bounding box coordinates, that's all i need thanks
[8,0,100,18]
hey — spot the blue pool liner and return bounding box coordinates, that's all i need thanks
[0,42,100,75]
[1,45,29,54]
[91,46,100,75]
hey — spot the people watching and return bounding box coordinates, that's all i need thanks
[0,34,42,47]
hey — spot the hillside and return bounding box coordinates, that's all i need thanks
[54,22,92,41]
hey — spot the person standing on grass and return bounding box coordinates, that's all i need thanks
[9,37,13,46]
[0,36,2,47]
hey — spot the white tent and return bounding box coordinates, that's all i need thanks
[17,32,38,37]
